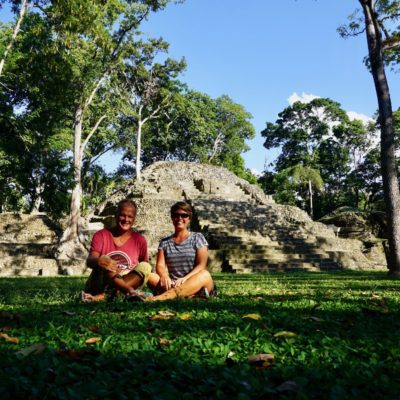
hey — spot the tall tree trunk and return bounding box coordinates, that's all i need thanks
[30,174,43,214]
[360,0,400,275]
[0,0,29,77]
[136,121,143,181]
[56,106,87,261]
[308,179,313,218]
[68,107,84,241]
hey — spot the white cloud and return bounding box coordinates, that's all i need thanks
[287,92,320,105]
[346,111,374,124]
[250,168,263,177]
[287,94,375,126]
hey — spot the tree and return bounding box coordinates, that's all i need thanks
[44,0,174,259]
[0,9,74,215]
[0,0,29,77]
[209,95,255,179]
[288,164,324,218]
[262,98,350,171]
[261,98,370,217]
[339,0,400,275]
[141,90,256,181]
[119,46,186,181]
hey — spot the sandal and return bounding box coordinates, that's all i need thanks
[125,290,153,302]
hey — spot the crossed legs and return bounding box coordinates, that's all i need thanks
[82,262,155,302]
[147,270,214,301]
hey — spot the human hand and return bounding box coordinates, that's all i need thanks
[174,277,187,287]
[98,256,118,273]
[160,274,172,290]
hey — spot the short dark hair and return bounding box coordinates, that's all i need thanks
[170,201,192,218]
[116,199,137,216]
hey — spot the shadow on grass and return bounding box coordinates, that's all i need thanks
[1,272,400,399]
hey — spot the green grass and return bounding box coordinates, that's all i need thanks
[1,271,400,399]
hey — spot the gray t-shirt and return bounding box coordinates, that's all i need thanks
[158,232,208,280]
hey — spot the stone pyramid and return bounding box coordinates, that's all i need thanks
[0,161,386,276]
[93,161,386,272]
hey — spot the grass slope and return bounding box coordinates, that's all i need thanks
[1,271,400,399]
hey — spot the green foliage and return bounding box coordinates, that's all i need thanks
[290,164,324,192]
[0,0,179,216]
[82,165,117,213]
[261,98,378,218]
[141,90,256,183]
[0,0,257,215]
[338,1,400,69]
[1,272,400,399]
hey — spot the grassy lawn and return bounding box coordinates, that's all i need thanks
[1,271,400,399]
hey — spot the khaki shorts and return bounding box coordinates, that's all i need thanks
[84,261,152,295]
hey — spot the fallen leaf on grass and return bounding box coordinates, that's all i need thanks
[85,337,102,344]
[276,380,300,392]
[86,325,101,333]
[248,353,275,368]
[158,310,176,317]
[149,311,176,320]
[158,338,171,346]
[62,311,76,316]
[0,332,19,344]
[242,313,261,320]
[150,314,172,321]
[179,314,193,320]
[273,331,297,338]
[15,343,46,357]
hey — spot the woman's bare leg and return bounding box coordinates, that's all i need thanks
[147,270,213,301]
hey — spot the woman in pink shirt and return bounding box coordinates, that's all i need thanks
[82,199,156,301]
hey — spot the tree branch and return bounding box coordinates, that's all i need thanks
[110,10,149,60]
[89,143,119,166]
[382,32,400,50]
[0,0,30,77]
[81,114,107,152]
[82,73,108,114]
[208,131,224,163]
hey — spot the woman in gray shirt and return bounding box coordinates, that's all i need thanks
[148,201,215,301]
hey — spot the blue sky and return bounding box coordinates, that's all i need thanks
[140,0,400,174]
[2,1,400,175]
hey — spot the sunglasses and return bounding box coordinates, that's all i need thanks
[171,213,190,219]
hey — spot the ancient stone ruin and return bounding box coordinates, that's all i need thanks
[0,213,61,276]
[0,161,387,276]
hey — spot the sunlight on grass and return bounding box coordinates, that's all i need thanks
[1,271,400,399]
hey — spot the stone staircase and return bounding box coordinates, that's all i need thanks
[192,198,378,272]
[93,161,384,272]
